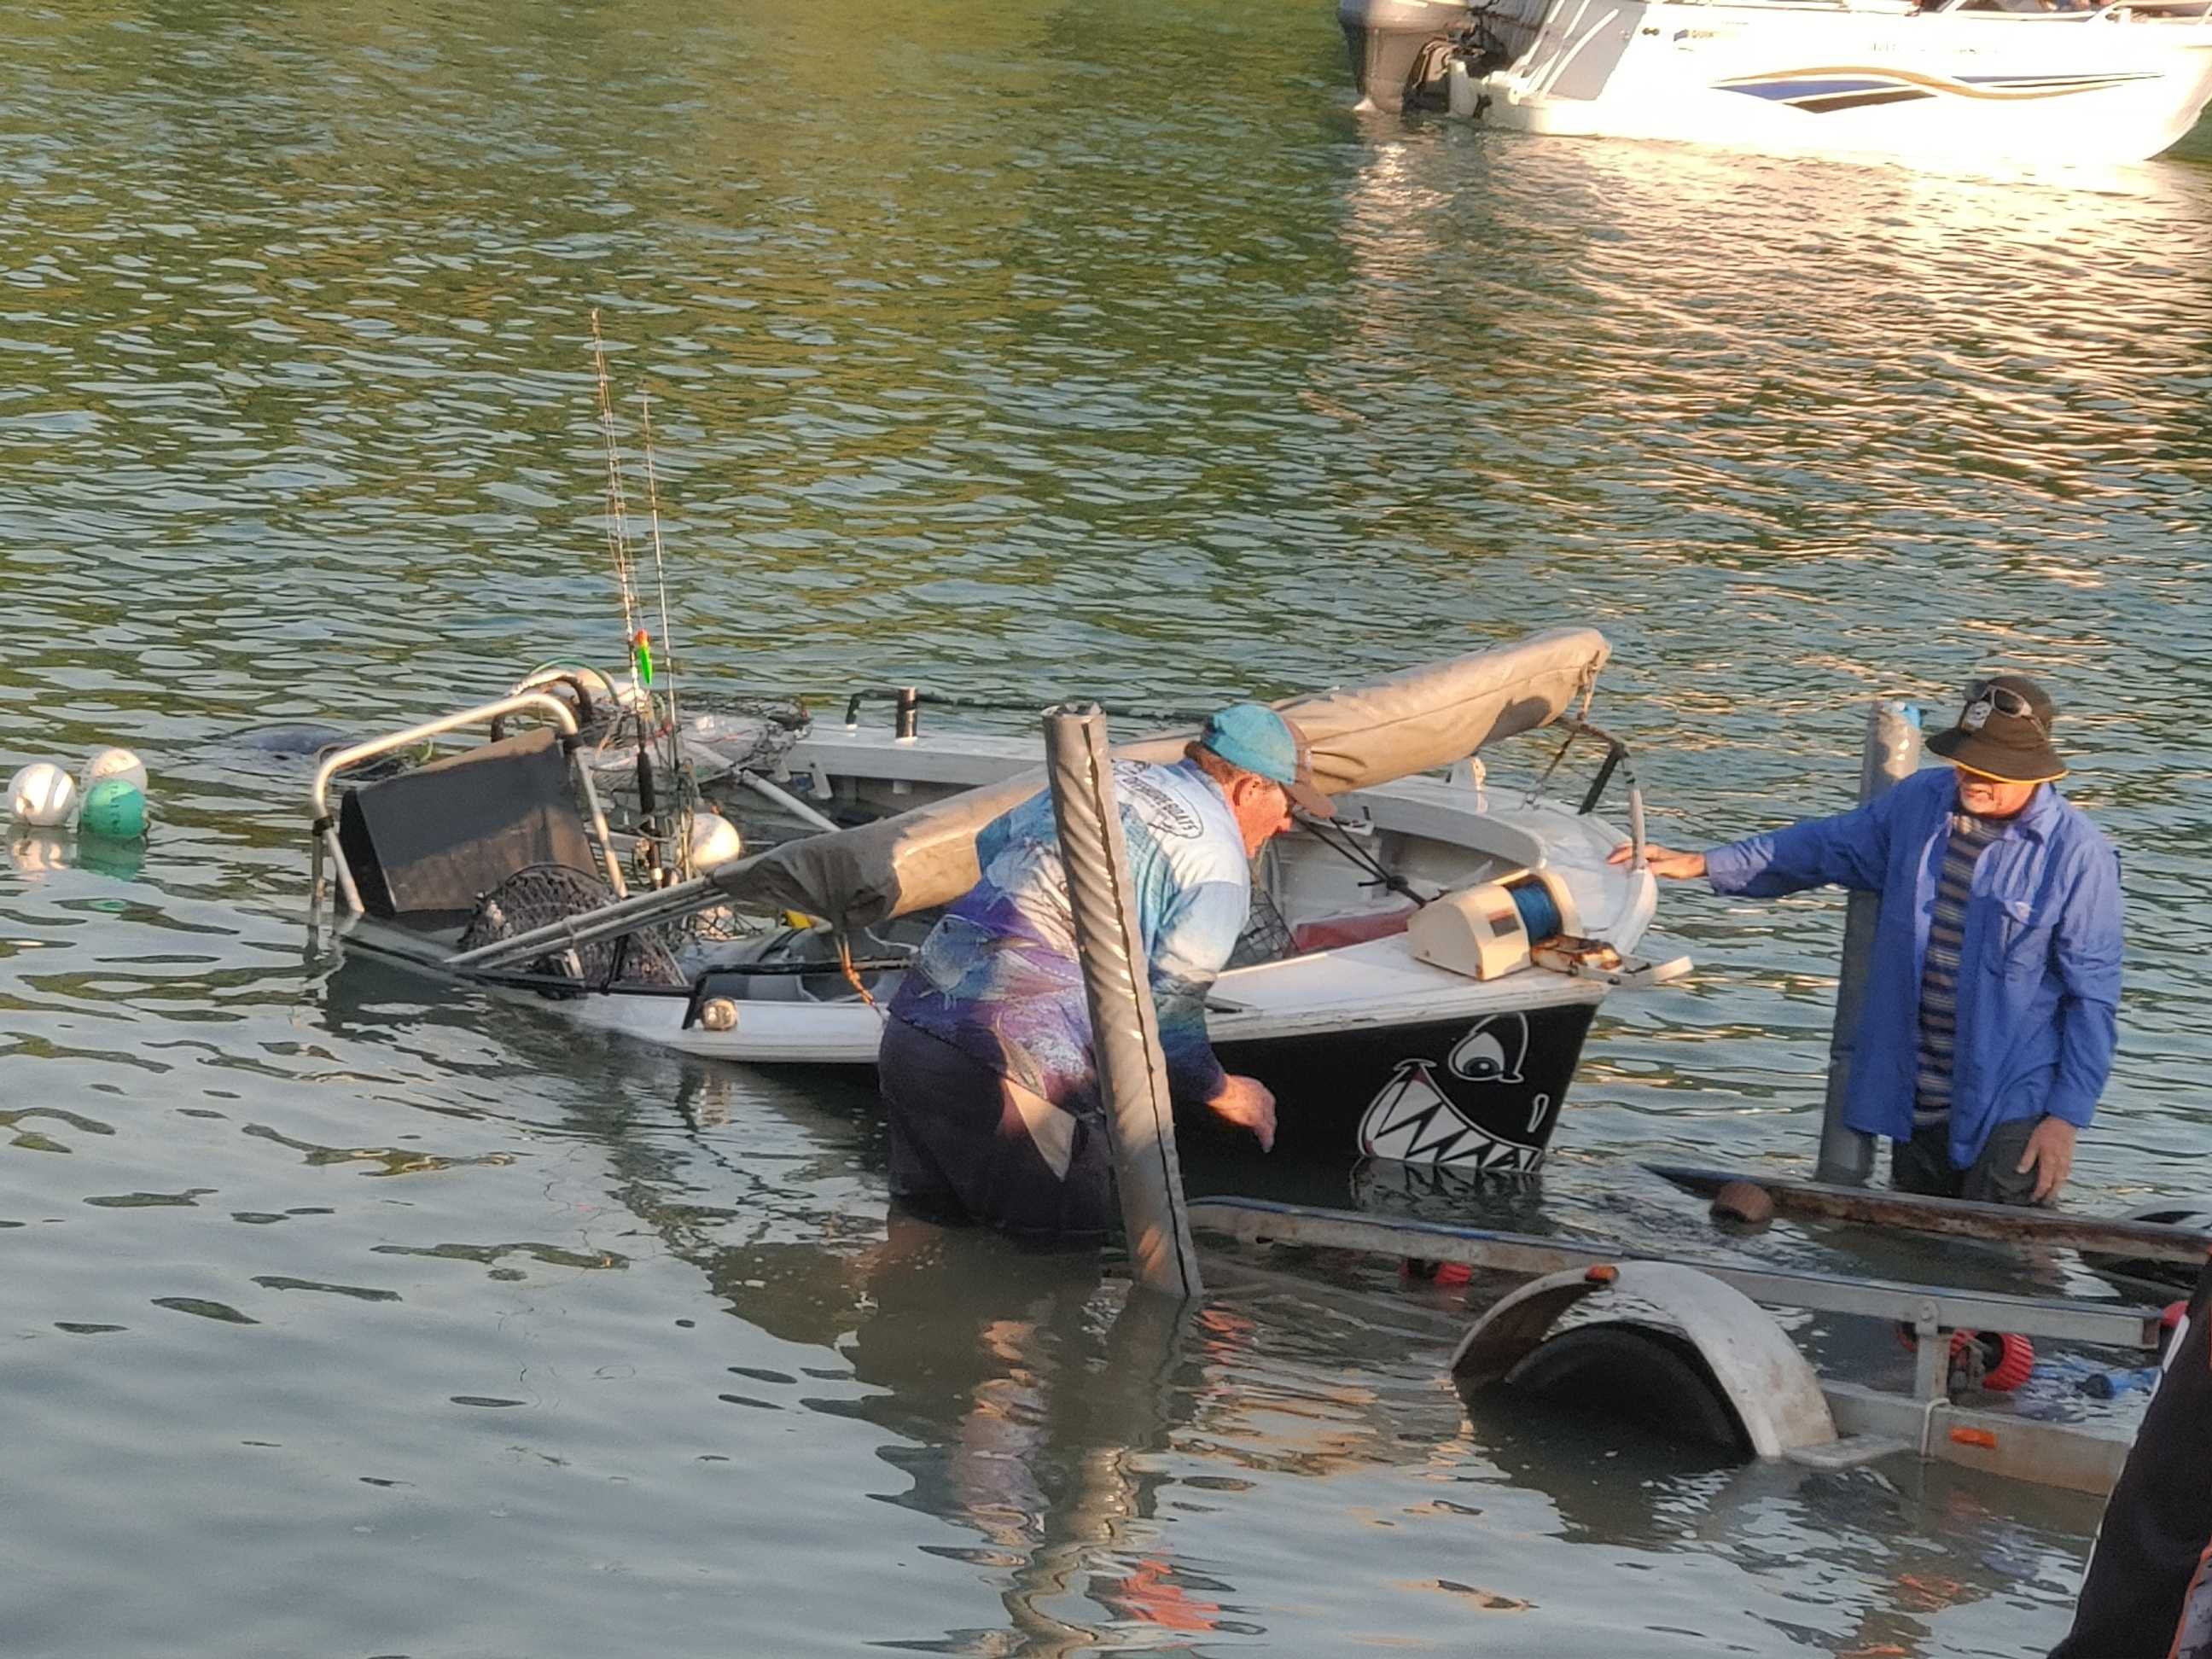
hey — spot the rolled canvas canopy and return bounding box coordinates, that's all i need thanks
[713,626,1609,928]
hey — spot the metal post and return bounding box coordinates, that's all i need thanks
[1817,699,1922,1185]
[1043,704,1202,1299]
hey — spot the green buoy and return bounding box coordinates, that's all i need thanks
[79,778,148,841]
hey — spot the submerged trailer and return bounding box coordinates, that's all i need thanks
[1190,1196,2196,1493]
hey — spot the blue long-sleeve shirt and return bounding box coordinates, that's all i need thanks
[1704,765,2123,1169]
[888,759,1249,1118]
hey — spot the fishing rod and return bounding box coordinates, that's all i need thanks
[637,387,690,861]
[588,310,646,701]
[589,311,703,888]
[589,309,667,889]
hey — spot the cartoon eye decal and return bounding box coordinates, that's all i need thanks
[1453,1029,1508,1080]
[1448,1013,1528,1084]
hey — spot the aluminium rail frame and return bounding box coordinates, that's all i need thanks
[309,692,630,922]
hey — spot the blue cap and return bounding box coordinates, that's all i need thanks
[1198,704,1335,818]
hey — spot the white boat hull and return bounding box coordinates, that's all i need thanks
[1452,3,2212,164]
[556,966,1611,1174]
[330,725,1667,1175]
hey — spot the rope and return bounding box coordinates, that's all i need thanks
[1302,816,1429,907]
[1508,876,1563,944]
[837,929,885,1018]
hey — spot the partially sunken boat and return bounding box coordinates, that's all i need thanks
[309,627,1687,1177]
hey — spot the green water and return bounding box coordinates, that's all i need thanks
[5,3,2210,1654]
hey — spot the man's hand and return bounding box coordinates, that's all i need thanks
[1207,1074,1277,1153]
[2016,1115,2077,1204]
[1609,841,1708,881]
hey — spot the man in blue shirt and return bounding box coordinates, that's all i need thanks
[1617,676,2123,1205]
[881,703,1332,1242]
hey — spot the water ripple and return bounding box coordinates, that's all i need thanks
[3,1,2205,1654]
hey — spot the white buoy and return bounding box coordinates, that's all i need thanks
[687,811,743,871]
[81,747,148,797]
[8,762,78,827]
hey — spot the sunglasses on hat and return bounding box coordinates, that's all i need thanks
[1962,679,2046,736]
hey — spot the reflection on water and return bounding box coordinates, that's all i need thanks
[4,0,2209,1652]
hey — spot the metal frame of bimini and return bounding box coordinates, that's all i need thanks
[309,692,632,921]
[309,685,782,976]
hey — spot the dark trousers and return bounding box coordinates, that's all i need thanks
[878,1015,1117,1245]
[1891,1115,2043,1206]
[2050,1276,2212,1657]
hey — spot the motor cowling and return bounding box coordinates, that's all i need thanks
[1338,0,1474,114]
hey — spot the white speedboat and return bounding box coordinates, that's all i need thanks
[1341,0,2212,164]
[307,628,1688,1178]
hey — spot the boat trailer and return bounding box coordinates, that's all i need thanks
[1187,1197,2191,1494]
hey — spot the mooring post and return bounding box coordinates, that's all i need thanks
[1043,704,1203,1299]
[1817,699,1923,1186]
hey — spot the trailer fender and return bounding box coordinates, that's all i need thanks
[1449,1261,1837,1459]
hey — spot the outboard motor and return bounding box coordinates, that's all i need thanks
[1338,0,1475,114]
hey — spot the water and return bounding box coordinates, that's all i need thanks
[5,3,2210,1653]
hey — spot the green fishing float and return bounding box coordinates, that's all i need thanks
[79,778,148,841]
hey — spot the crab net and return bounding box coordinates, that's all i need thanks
[678,696,812,778]
[456,864,685,992]
[1225,866,1297,969]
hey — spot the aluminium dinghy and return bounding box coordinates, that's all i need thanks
[307,627,1688,1178]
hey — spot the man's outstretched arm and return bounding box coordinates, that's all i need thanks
[1614,779,1915,896]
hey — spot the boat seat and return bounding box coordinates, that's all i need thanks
[337,727,602,926]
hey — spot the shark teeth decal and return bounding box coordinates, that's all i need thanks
[1358,1050,1554,1171]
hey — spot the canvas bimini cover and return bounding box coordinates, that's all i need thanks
[712,626,1609,928]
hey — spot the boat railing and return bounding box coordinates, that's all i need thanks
[308,691,629,920]
[1526,716,1648,870]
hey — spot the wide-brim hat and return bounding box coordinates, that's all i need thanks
[1198,703,1336,818]
[1924,673,2067,784]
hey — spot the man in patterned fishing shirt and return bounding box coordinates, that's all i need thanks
[1617,673,2123,1206]
[880,702,1331,1243]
